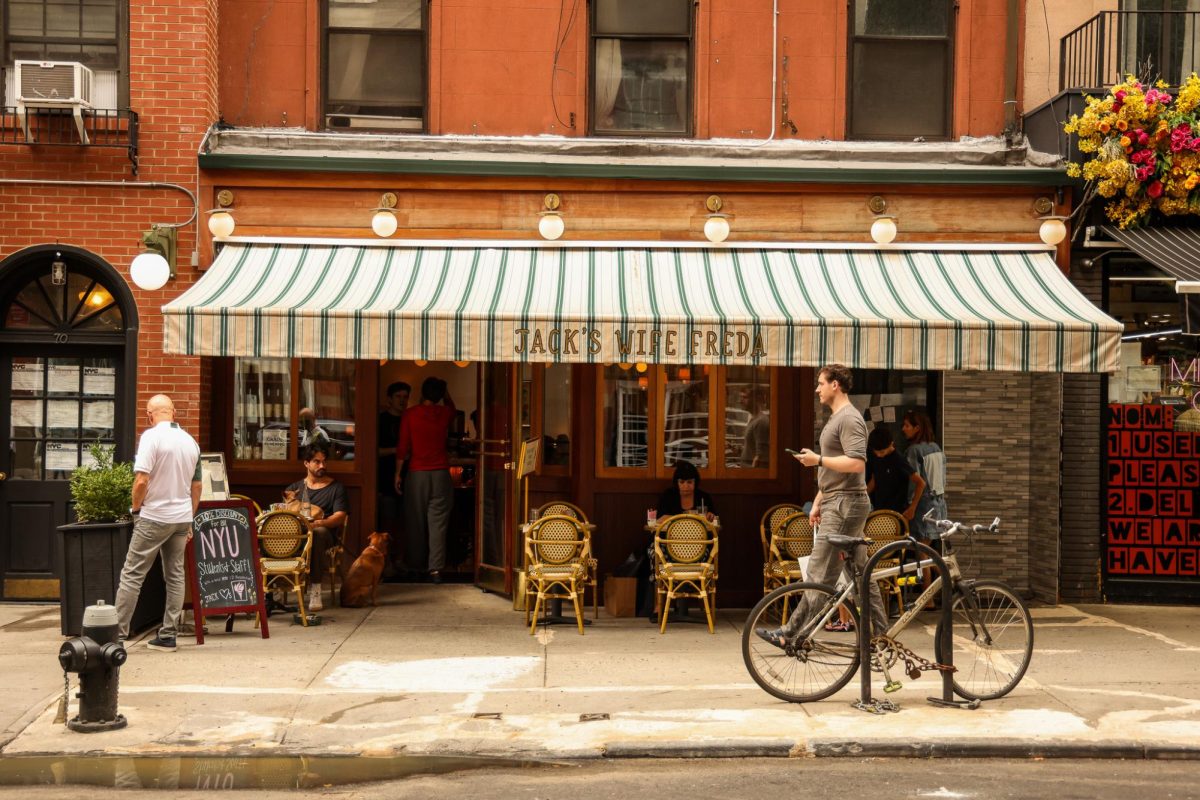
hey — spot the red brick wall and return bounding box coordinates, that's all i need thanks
[0,0,219,437]
[219,0,1010,139]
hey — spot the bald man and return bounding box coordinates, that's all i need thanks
[114,395,201,651]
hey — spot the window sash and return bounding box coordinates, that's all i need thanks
[2,0,127,106]
[595,365,776,479]
[323,2,426,125]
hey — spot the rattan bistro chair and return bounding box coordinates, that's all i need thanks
[533,501,598,619]
[525,514,591,635]
[653,513,719,633]
[759,503,804,593]
[864,509,911,615]
[255,510,313,627]
[768,511,814,585]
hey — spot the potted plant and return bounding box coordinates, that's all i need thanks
[56,442,163,635]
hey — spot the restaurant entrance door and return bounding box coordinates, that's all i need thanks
[474,363,516,595]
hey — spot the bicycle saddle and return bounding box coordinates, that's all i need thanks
[825,534,869,550]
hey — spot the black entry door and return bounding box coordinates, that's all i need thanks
[0,246,135,602]
[0,347,125,599]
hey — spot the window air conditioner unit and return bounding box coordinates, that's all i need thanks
[14,60,94,144]
[325,113,422,132]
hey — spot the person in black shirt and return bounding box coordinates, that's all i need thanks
[865,427,925,523]
[285,442,348,611]
[655,460,717,520]
[377,381,410,577]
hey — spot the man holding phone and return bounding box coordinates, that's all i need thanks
[757,364,887,647]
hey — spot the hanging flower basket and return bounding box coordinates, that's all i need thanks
[1064,73,1200,228]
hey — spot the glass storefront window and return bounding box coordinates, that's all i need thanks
[816,368,935,461]
[602,364,649,468]
[662,364,709,469]
[300,358,356,461]
[542,364,571,467]
[234,358,291,461]
[726,365,771,470]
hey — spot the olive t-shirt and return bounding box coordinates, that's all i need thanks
[817,404,868,495]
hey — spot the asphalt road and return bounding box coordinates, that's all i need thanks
[2,757,1198,799]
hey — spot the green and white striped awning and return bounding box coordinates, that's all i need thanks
[162,240,1121,373]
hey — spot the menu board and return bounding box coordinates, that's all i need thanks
[186,500,269,642]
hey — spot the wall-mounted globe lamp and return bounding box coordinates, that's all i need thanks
[867,195,897,245]
[130,226,178,291]
[372,192,399,238]
[206,189,236,238]
[538,193,565,240]
[703,195,731,243]
[1034,196,1068,245]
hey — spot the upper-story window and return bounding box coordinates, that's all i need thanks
[590,0,692,136]
[1,0,126,108]
[848,0,953,140]
[324,0,425,132]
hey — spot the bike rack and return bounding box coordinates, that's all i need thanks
[857,538,958,709]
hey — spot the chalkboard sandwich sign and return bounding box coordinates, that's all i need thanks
[186,499,269,642]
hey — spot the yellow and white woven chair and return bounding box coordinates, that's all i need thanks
[532,501,598,619]
[255,510,313,627]
[759,503,804,593]
[524,514,591,635]
[653,513,719,633]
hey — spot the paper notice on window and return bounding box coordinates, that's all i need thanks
[868,406,883,422]
[48,401,79,431]
[83,366,116,396]
[49,364,80,394]
[262,428,288,460]
[45,442,79,471]
[80,447,101,469]
[11,362,43,393]
[12,400,42,430]
[83,401,115,430]
[879,393,904,408]
[883,407,896,423]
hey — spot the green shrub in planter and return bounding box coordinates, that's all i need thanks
[70,442,134,523]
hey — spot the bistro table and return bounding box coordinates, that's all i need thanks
[521,519,597,627]
[645,516,720,625]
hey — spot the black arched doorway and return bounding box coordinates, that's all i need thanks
[0,244,138,600]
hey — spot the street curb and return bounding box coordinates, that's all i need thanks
[806,739,1200,760]
[603,740,796,759]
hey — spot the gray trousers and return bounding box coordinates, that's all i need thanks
[404,469,452,572]
[115,516,190,640]
[784,492,888,636]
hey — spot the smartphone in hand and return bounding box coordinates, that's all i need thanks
[785,448,801,456]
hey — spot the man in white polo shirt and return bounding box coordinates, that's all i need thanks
[114,394,202,651]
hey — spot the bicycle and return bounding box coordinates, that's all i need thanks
[741,514,1033,705]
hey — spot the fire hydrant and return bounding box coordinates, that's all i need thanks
[58,600,128,732]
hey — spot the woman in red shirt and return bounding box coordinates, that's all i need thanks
[395,376,456,583]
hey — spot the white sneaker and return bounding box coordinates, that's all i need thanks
[306,586,323,612]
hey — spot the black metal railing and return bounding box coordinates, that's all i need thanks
[1061,10,1200,91]
[0,107,139,174]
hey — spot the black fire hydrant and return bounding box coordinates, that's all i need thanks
[58,600,128,732]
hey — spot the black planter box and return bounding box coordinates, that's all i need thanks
[57,521,165,636]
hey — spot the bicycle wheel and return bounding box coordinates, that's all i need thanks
[742,581,860,703]
[935,580,1033,701]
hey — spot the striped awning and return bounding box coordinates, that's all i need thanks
[1102,225,1200,286]
[162,241,1121,373]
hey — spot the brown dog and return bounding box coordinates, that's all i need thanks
[281,489,325,525]
[339,531,390,607]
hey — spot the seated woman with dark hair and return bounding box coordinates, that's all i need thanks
[656,460,717,521]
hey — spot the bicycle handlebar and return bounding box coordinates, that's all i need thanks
[929,515,1001,537]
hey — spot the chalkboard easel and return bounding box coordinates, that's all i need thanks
[186,499,270,643]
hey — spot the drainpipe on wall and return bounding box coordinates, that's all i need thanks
[1002,0,1021,145]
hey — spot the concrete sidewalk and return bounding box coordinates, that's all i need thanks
[1,586,1198,760]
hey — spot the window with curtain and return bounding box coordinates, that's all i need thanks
[1119,0,1200,87]
[591,0,692,136]
[599,364,775,478]
[325,0,425,131]
[848,0,953,140]
[2,0,125,108]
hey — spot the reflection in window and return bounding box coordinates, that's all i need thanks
[662,364,709,468]
[300,358,356,461]
[602,364,648,467]
[234,358,291,461]
[592,0,692,135]
[325,0,425,129]
[727,365,771,469]
[542,364,571,467]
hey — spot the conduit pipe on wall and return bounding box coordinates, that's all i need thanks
[0,178,198,238]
